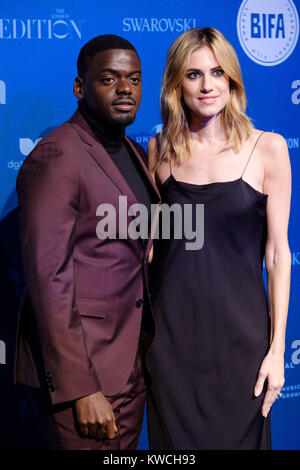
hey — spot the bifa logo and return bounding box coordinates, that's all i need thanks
[237,0,299,66]
[0,79,6,104]
[19,137,42,156]
[0,340,6,365]
[291,80,300,104]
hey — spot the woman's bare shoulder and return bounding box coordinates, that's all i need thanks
[254,129,287,152]
[252,130,290,179]
[148,133,161,150]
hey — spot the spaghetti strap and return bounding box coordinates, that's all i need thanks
[241,132,264,178]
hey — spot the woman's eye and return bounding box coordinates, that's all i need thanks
[213,69,224,77]
[187,72,200,79]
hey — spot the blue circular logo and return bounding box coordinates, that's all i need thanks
[237,0,299,66]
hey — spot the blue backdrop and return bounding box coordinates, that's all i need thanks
[0,0,299,450]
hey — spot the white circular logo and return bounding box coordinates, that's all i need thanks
[237,0,299,66]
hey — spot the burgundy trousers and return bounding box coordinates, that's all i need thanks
[31,347,146,450]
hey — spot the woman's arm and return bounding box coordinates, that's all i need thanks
[254,132,292,417]
[147,136,159,263]
[148,136,158,181]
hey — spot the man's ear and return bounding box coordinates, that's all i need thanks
[73,76,84,99]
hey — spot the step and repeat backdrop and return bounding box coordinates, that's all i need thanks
[0,0,299,450]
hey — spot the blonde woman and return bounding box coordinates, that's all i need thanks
[146,28,291,450]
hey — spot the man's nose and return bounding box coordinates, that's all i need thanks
[116,79,132,94]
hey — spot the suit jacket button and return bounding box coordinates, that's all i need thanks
[136,299,144,308]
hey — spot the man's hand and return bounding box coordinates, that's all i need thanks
[75,391,117,440]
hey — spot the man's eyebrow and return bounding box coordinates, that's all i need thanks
[99,68,141,75]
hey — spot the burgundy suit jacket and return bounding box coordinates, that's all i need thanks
[15,110,160,405]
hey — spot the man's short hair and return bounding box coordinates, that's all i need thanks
[77,34,140,77]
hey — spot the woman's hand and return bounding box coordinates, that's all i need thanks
[254,349,285,418]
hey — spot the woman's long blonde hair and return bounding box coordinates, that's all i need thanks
[156,27,253,167]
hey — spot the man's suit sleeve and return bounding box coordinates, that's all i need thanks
[16,141,102,405]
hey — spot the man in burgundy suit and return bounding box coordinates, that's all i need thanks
[15,35,160,450]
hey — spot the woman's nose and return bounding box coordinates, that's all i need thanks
[201,74,213,93]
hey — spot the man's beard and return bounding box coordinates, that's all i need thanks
[106,113,136,129]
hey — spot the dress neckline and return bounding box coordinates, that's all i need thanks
[162,173,268,198]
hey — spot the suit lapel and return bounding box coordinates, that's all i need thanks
[69,111,138,208]
[87,144,140,209]
[69,111,161,254]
